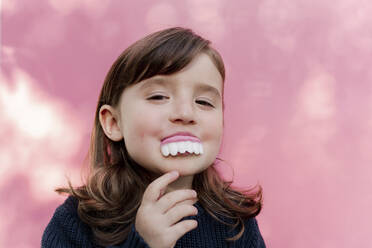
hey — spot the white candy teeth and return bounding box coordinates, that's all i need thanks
[161,145,170,156]
[160,141,203,157]
[169,143,178,156]
[178,142,186,154]
[185,141,193,153]
[192,142,200,155]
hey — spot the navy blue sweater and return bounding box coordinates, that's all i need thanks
[42,196,266,247]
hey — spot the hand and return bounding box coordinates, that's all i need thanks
[135,171,198,248]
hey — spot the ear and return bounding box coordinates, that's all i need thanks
[99,104,123,141]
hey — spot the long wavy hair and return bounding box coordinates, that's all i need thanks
[56,27,263,247]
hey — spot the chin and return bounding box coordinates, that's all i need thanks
[160,157,211,175]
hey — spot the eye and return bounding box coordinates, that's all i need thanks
[147,95,168,100]
[196,100,214,108]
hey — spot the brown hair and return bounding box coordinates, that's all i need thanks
[56,27,263,247]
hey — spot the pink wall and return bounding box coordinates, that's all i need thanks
[1,0,371,247]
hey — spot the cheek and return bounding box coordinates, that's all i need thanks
[208,112,223,134]
[203,116,223,145]
[123,110,162,145]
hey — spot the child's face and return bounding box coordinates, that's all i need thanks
[118,53,223,176]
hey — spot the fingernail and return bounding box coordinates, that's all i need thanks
[170,171,179,177]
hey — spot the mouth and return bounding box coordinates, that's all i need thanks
[164,151,199,159]
[173,151,195,156]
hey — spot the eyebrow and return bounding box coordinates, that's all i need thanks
[139,77,222,99]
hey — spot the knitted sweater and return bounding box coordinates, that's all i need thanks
[42,196,266,248]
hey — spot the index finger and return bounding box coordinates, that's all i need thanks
[142,171,179,203]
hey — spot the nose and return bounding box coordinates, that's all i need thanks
[169,98,196,125]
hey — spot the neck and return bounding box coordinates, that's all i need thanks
[165,175,197,205]
[166,174,194,193]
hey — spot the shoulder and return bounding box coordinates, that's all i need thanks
[42,195,97,248]
[53,195,79,219]
[49,195,81,225]
[241,217,266,248]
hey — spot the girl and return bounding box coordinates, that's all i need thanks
[42,27,265,248]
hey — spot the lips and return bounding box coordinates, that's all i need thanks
[161,132,201,145]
